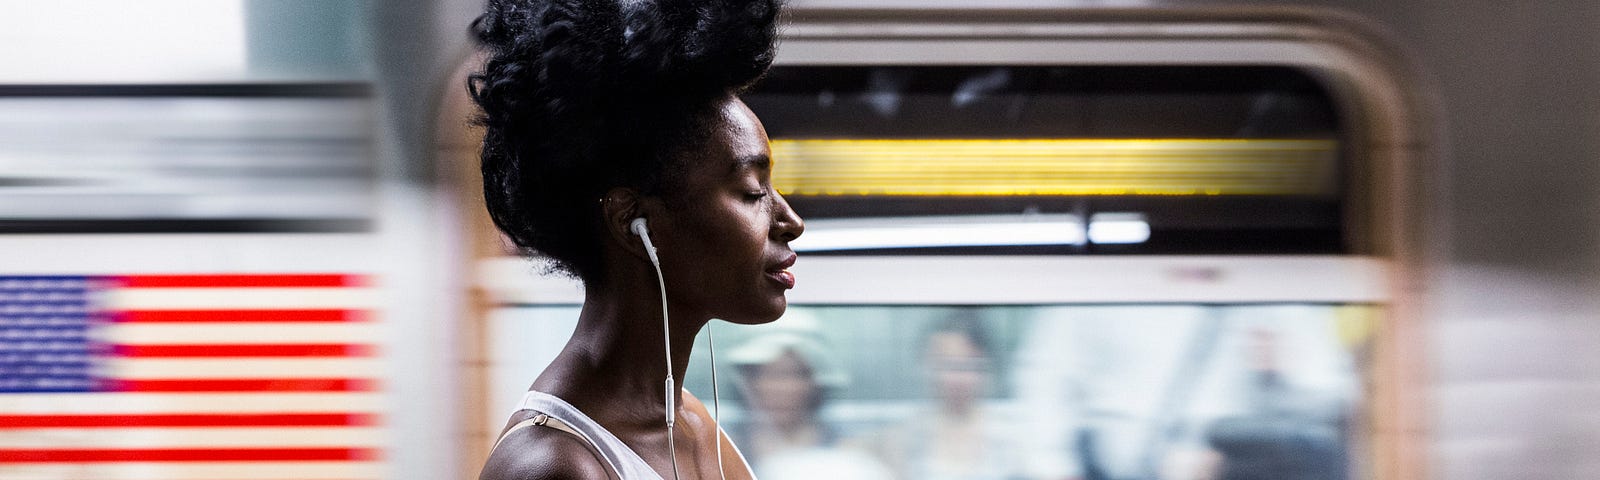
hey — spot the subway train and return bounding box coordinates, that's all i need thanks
[1,1,1596,480]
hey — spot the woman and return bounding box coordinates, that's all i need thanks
[469,0,799,479]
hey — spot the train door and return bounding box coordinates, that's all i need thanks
[446,7,1429,480]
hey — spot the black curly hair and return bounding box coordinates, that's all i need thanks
[468,0,782,282]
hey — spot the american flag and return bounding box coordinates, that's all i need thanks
[0,274,383,480]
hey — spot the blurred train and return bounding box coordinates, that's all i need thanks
[3,1,1596,480]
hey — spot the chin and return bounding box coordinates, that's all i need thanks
[720,297,788,325]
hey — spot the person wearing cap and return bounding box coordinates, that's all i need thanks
[727,311,890,480]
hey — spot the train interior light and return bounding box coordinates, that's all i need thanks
[790,213,1156,252]
[791,214,1087,252]
[1086,213,1152,244]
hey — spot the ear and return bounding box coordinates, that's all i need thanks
[600,187,654,261]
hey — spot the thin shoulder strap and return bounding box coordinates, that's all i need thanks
[492,413,622,480]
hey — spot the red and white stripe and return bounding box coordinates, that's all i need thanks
[0,274,384,480]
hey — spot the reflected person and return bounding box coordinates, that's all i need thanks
[875,312,1032,480]
[1203,328,1347,480]
[728,314,891,480]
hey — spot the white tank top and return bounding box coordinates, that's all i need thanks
[513,390,665,479]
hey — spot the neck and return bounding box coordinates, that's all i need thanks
[533,266,710,429]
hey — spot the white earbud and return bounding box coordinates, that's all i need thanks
[630,218,661,267]
[630,217,649,237]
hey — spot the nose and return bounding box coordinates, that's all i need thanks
[771,190,804,243]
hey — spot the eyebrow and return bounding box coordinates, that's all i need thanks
[732,154,771,172]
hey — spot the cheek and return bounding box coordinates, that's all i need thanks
[721,198,770,240]
[659,199,772,301]
[690,200,768,263]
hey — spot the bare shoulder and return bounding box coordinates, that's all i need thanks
[678,391,729,440]
[680,390,714,423]
[678,391,757,480]
[479,424,612,480]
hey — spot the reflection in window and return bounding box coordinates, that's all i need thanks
[489,304,1373,480]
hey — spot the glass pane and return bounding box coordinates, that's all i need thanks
[488,304,1376,480]
[0,88,374,232]
[745,66,1345,255]
[0,1,369,83]
[0,1,247,83]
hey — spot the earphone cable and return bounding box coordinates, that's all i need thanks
[642,238,680,480]
[708,325,727,480]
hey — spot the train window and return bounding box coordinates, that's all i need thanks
[0,84,374,233]
[0,1,247,83]
[488,303,1375,480]
[0,1,368,84]
[746,66,1344,255]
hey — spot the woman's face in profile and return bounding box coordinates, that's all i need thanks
[650,98,803,324]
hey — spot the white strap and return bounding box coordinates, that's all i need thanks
[491,413,621,480]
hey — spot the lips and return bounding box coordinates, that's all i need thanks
[765,253,797,289]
